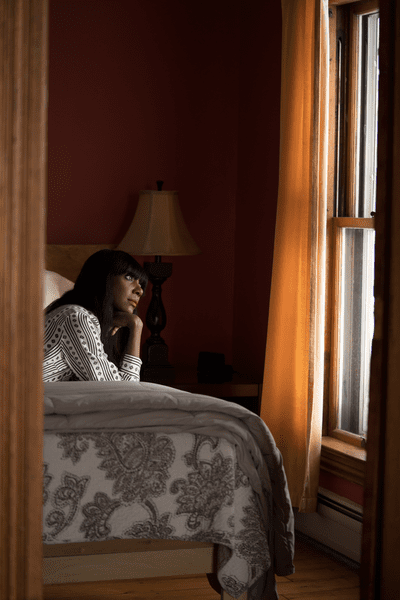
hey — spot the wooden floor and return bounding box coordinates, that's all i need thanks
[276,536,360,600]
[44,536,360,599]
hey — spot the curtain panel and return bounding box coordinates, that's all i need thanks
[260,0,329,512]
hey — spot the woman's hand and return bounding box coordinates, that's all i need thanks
[111,311,143,359]
[111,311,143,336]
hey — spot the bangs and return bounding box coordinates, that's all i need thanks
[111,251,148,292]
[124,265,148,291]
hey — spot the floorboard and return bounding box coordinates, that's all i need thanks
[277,537,360,600]
[43,536,360,599]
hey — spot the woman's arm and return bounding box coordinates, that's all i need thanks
[62,309,141,381]
[112,312,143,358]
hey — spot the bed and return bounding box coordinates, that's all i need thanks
[42,245,295,600]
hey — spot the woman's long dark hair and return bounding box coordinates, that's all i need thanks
[45,249,148,367]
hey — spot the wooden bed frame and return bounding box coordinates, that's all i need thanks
[43,245,248,600]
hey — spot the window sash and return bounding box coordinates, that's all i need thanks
[326,0,379,447]
[329,217,375,446]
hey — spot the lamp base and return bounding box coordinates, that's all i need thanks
[140,257,175,384]
[141,364,175,384]
[141,338,175,383]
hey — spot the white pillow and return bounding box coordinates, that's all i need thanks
[43,270,74,309]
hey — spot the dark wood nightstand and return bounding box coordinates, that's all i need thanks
[166,367,261,415]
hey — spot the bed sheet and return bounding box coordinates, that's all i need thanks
[43,429,270,598]
[43,381,295,599]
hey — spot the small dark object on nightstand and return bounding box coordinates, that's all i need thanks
[197,351,234,383]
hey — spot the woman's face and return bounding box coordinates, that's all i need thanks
[113,273,144,314]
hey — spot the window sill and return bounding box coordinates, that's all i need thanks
[321,436,366,486]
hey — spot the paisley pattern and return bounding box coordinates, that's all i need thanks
[43,430,270,599]
[236,495,271,570]
[80,492,122,540]
[124,507,176,540]
[221,575,249,598]
[56,431,175,503]
[44,472,90,540]
[170,436,235,530]
[56,432,89,464]
[43,463,52,506]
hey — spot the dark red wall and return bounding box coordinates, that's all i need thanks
[48,0,279,375]
[48,0,241,368]
[233,0,282,379]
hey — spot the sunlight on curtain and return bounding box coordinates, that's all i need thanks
[260,0,329,512]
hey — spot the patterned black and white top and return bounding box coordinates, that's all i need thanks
[43,304,142,382]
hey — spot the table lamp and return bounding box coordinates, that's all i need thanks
[117,181,201,382]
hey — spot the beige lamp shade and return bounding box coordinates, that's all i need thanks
[117,190,201,256]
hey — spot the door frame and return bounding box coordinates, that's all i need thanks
[0,1,48,598]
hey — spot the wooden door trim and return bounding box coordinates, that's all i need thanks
[0,1,48,598]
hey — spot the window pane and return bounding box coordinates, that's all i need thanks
[338,228,375,435]
[356,12,380,217]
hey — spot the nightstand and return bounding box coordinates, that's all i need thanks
[167,367,262,415]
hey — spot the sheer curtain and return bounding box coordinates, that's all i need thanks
[260,0,329,512]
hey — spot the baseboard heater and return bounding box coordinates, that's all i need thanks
[294,487,363,564]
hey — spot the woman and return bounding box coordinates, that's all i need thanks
[43,249,148,382]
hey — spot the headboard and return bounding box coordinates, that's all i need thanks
[45,244,115,282]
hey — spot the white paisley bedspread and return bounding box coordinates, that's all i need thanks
[43,381,295,600]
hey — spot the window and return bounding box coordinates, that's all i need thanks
[326,0,379,447]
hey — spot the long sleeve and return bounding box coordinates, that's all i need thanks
[62,309,141,381]
[43,305,142,382]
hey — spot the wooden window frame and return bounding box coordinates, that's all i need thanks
[329,217,375,448]
[323,0,379,479]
